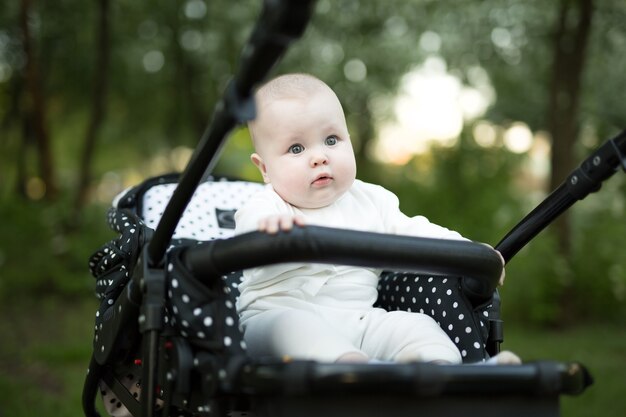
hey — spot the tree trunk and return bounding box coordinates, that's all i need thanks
[19,0,57,199]
[15,117,31,199]
[548,0,594,254]
[167,0,207,144]
[1,71,24,195]
[73,0,111,220]
[547,0,594,321]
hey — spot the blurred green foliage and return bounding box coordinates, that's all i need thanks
[0,199,111,299]
[1,0,625,325]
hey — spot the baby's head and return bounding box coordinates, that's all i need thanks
[248,73,356,209]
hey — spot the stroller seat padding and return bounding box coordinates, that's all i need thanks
[377,272,491,361]
[137,176,265,240]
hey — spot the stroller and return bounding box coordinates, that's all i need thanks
[82,1,623,416]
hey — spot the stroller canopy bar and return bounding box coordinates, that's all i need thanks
[181,225,503,303]
[237,360,592,397]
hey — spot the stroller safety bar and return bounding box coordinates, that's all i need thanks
[230,360,592,417]
[181,225,503,304]
[228,361,591,417]
[237,359,591,396]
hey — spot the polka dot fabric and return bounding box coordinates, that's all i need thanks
[88,175,260,416]
[89,208,147,336]
[140,177,264,240]
[165,248,247,355]
[375,271,492,363]
[134,176,256,356]
[90,175,262,349]
[99,363,146,417]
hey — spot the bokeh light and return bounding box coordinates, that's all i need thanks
[503,122,533,153]
[143,50,165,73]
[373,56,493,164]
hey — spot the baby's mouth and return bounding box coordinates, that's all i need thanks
[312,174,333,186]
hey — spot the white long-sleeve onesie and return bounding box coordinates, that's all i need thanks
[234,179,465,363]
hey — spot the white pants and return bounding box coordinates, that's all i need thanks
[241,299,461,364]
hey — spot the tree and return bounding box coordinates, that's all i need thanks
[547,0,594,257]
[73,0,111,219]
[18,0,57,199]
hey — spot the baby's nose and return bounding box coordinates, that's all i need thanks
[310,151,329,166]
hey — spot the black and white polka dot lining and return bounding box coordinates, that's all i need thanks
[89,177,261,415]
[165,258,247,352]
[142,179,264,240]
[376,271,492,363]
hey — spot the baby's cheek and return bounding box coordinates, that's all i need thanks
[284,175,308,199]
[273,174,307,206]
[336,164,357,191]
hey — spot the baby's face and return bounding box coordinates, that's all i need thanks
[251,89,356,209]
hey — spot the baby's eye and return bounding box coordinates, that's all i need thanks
[288,144,304,154]
[325,135,338,146]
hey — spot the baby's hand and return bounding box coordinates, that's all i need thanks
[495,249,506,286]
[481,243,506,286]
[258,214,306,234]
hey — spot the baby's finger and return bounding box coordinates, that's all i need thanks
[258,216,278,234]
[279,215,294,231]
[495,250,506,285]
[495,249,505,264]
[293,215,306,227]
[266,217,280,234]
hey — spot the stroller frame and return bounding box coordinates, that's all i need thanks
[82,1,625,416]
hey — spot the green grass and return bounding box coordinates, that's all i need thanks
[0,294,100,416]
[0,295,623,417]
[505,323,626,417]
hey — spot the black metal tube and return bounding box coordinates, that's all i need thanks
[82,355,103,417]
[496,185,575,262]
[147,104,236,266]
[236,360,592,396]
[235,0,317,96]
[140,330,160,417]
[496,130,626,262]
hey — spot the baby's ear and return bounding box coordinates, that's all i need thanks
[251,153,270,183]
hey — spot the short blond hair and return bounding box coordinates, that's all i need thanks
[255,73,332,104]
[249,73,341,146]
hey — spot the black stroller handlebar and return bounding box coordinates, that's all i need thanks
[496,129,626,261]
[181,225,503,303]
[235,0,317,96]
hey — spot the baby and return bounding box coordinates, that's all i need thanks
[235,73,517,365]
